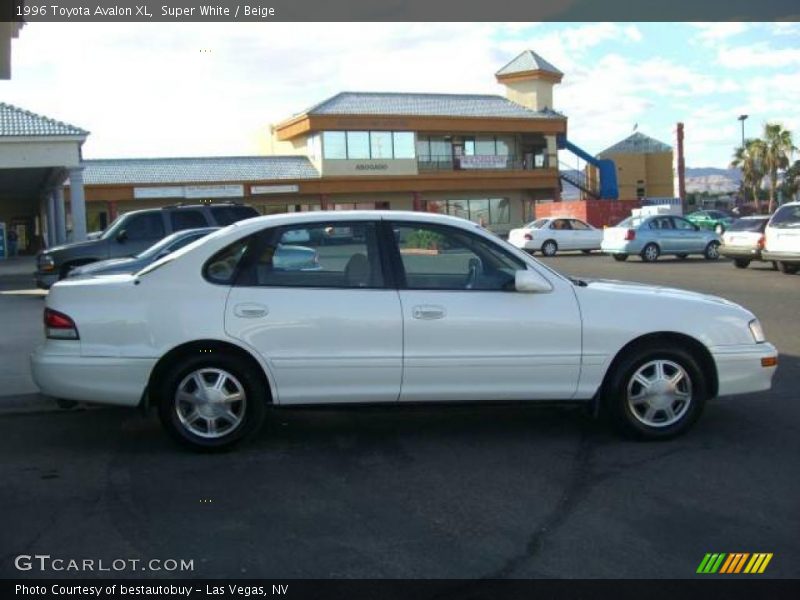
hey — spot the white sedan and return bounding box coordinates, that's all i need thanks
[31,211,777,450]
[508,217,603,256]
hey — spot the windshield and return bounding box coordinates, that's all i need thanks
[135,225,237,277]
[770,205,800,228]
[616,216,645,228]
[100,214,127,240]
[135,229,215,259]
[728,218,768,232]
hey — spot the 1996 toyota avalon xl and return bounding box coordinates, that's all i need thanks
[30,211,778,450]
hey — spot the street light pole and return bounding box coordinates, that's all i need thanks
[738,114,748,148]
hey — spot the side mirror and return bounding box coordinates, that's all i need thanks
[515,270,552,293]
[116,230,128,243]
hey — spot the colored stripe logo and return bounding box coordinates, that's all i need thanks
[697,553,773,574]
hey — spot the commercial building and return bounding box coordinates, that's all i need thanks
[589,131,674,200]
[1,50,579,253]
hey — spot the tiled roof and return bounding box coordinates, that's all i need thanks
[599,132,672,156]
[496,50,563,77]
[303,92,563,119]
[77,156,320,185]
[0,102,88,137]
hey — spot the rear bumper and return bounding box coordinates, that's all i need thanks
[720,246,763,260]
[762,251,800,265]
[30,346,156,407]
[601,241,641,254]
[711,342,778,397]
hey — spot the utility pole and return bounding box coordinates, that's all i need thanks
[738,114,748,148]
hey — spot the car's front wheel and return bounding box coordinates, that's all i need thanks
[603,344,707,440]
[156,353,267,451]
[612,254,629,262]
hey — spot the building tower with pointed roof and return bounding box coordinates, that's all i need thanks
[495,50,564,112]
[591,131,674,200]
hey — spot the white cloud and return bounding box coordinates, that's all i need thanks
[717,43,800,69]
[689,22,750,45]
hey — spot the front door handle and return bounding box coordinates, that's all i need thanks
[234,303,268,318]
[412,305,446,320]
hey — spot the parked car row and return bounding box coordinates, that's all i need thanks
[507,203,800,275]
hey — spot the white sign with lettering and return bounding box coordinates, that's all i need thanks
[133,186,185,199]
[185,184,244,199]
[251,184,300,195]
[459,156,509,170]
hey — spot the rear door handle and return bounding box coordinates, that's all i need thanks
[234,303,268,318]
[412,305,446,320]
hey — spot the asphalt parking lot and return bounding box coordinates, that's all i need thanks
[0,254,798,579]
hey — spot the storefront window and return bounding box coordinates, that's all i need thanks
[323,132,346,159]
[489,198,510,224]
[475,137,496,156]
[429,137,452,161]
[346,131,370,159]
[495,136,514,156]
[393,132,415,159]
[370,132,393,159]
[444,198,511,226]
[416,138,431,160]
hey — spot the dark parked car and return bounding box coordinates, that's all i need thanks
[67,228,219,278]
[35,203,258,289]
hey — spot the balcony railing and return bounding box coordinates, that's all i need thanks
[417,154,549,172]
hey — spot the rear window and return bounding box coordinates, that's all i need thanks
[770,205,800,228]
[728,218,768,232]
[527,219,549,229]
[617,217,645,228]
[210,205,259,226]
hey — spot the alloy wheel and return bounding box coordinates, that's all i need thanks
[174,368,247,439]
[626,359,692,428]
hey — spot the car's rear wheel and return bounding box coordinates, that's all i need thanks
[603,344,707,440]
[156,353,267,451]
[704,241,721,260]
[734,258,751,269]
[612,254,629,262]
[641,243,660,262]
[778,261,799,274]
[541,240,558,257]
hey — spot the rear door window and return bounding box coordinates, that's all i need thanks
[170,210,208,231]
[210,205,260,226]
[124,213,165,241]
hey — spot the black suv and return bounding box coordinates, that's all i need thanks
[35,202,259,289]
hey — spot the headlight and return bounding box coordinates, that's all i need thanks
[38,254,55,271]
[749,319,765,343]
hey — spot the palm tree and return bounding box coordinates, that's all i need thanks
[762,123,796,213]
[731,139,765,213]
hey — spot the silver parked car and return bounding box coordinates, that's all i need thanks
[601,215,721,262]
[720,216,775,269]
[68,228,219,278]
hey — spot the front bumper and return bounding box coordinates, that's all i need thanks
[30,345,156,407]
[711,342,778,397]
[34,270,59,290]
[762,250,800,265]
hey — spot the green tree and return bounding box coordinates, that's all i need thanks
[761,123,796,213]
[781,159,800,202]
[730,139,766,213]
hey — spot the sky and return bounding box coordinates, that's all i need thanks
[2,21,799,168]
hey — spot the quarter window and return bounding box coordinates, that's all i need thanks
[204,237,251,285]
[124,213,165,241]
[391,223,524,291]
[236,222,384,289]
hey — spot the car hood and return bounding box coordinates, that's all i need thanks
[581,278,741,309]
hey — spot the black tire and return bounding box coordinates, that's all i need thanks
[676,253,688,260]
[778,261,799,274]
[733,258,751,269]
[602,343,708,440]
[612,254,629,262]
[771,261,778,271]
[704,241,721,260]
[155,352,267,451]
[581,249,593,255]
[541,240,558,257]
[641,243,660,262]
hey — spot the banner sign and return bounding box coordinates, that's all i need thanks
[460,155,509,170]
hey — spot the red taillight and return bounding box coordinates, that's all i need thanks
[624,229,636,241]
[44,308,79,340]
[524,233,533,241]
[757,235,765,249]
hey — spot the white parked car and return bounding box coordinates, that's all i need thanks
[508,217,603,256]
[762,202,800,274]
[31,211,777,450]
